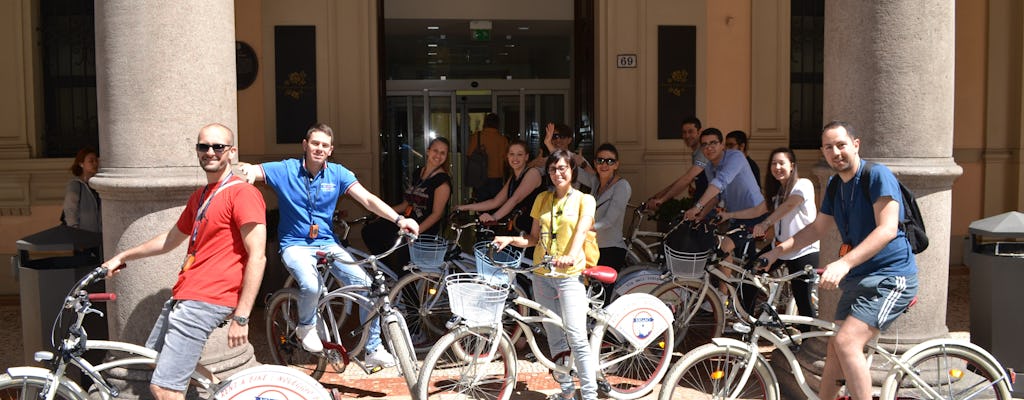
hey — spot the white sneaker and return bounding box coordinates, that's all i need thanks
[295,324,323,353]
[364,347,397,368]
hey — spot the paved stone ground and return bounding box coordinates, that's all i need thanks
[0,265,979,399]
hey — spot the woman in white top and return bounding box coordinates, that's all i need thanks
[752,148,820,326]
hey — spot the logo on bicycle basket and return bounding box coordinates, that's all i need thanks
[631,311,655,339]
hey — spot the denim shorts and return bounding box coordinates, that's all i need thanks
[835,274,918,331]
[146,299,233,391]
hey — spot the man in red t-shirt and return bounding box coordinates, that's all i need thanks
[102,123,267,400]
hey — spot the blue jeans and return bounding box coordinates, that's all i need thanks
[532,274,598,399]
[281,244,382,352]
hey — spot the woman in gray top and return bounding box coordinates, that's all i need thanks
[63,147,101,233]
[577,143,631,271]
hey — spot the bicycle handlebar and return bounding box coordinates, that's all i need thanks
[317,232,415,267]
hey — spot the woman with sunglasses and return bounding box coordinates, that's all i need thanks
[493,149,599,400]
[456,139,544,235]
[751,147,820,329]
[576,143,631,272]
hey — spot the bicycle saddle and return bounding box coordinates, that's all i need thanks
[583,265,617,285]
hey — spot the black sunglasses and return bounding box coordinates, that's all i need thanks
[595,157,617,165]
[195,143,231,153]
[552,134,570,140]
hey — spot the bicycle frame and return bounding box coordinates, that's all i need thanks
[624,203,666,264]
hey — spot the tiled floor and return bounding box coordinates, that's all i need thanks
[0,265,977,399]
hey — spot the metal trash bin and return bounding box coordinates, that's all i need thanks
[962,211,1024,396]
[14,225,105,367]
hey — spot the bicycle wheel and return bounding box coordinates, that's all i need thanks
[389,271,452,355]
[417,325,516,400]
[652,279,725,352]
[591,314,675,399]
[658,343,778,400]
[384,319,419,389]
[0,374,85,400]
[883,342,1013,400]
[264,289,327,379]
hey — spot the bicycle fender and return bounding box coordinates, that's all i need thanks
[706,338,780,390]
[604,293,674,349]
[4,367,87,398]
[887,338,1011,383]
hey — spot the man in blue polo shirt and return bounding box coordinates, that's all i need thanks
[762,121,917,400]
[242,123,419,368]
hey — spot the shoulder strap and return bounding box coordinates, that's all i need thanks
[858,161,874,204]
[826,174,841,205]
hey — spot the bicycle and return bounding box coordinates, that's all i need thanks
[264,233,422,389]
[657,265,1016,400]
[0,266,330,400]
[650,221,802,352]
[389,210,535,355]
[416,242,677,400]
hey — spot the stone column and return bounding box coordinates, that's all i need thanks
[90,1,253,397]
[777,1,963,396]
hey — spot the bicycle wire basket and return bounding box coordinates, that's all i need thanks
[473,241,523,286]
[445,273,510,326]
[409,234,448,273]
[664,244,711,278]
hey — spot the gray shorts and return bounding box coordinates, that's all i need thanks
[836,274,918,331]
[146,299,232,391]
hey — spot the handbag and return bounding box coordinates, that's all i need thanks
[584,230,600,269]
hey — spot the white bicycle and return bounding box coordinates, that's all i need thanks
[0,266,331,400]
[416,243,677,400]
[657,265,1016,400]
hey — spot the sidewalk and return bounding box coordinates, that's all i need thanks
[0,265,974,399]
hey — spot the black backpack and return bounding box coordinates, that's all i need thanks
[465,133,488,188]
[825,161,928,254]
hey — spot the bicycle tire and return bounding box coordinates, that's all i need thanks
[417,325,516,400]
[264,289,328,379]
[389,271,452,355]
[882,342,1013,400]
[658,343,778,400]
[591,314,675,399]
[651,279,725,352]
[0,374,86,400]
[385,319,419,390]
[611,263,665,300]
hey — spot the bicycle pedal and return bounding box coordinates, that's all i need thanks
[596,379,612,394]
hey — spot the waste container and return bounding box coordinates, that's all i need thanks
[14,224,105,367]
[962,211,1024,396]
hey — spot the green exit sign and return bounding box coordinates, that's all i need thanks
[472,29,491,41]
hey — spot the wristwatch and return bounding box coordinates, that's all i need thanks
[232,315,249,326]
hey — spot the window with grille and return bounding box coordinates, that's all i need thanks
[40,0,98,157]
[789,0,823,149]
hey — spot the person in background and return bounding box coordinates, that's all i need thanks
[63,147,102,232]
[241,123,419,368]
[648,117,712,211]
[576,143,631,272]
[752,147,820,329]
[363,137,452,269]
[457,139,544,235]
[725,130,762,190]
[493,149,599,400]
[468,113,510,201]
[534,122,592,174]
[102,123,267,400]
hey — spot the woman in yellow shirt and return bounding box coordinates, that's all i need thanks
[493,149,598,400]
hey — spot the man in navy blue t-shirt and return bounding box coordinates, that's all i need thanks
[762,120,918,400]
